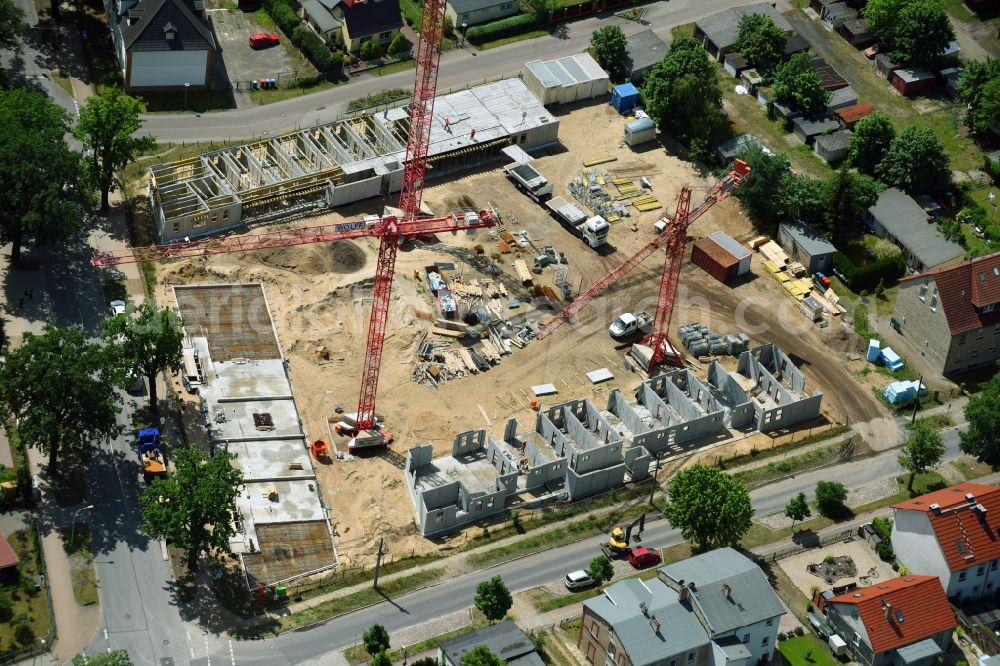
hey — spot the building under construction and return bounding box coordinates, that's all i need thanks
[150,77,560,242]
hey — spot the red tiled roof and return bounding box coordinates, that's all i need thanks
[829,575,955,653]
[892,483,1000,571]
[899,252,1000,335]
[0,533,19,570]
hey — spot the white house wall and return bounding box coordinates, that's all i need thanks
[712,617,780,665]
[130,50,208,87]
[891,509,954,591]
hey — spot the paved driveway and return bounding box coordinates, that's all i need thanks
[208,9,299,88]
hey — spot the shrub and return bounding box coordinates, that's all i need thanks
[466,13,541,45]
[867,236,902,260]
[891,560,900,571]
[832,251,906,293]
[872,516,893,541]
[14,620,33,645]
[876,540,895,561]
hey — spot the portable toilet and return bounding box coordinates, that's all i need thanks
[624,117,656,146]
[866,339,879,363]
[611,83,640,114]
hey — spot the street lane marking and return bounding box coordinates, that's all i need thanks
[229,638,236,665]
[160,539,169,561]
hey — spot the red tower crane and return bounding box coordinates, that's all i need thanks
[92,0,493,450]
[536,160,751,377]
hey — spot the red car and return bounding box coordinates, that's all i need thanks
[249,32,280,48]
[628,547,662,569]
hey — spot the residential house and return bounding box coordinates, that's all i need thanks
[893,253,1000,373]
[445,0,518,29]
[891,483,1000,601]
[301,0,402,52]
[693,3,792,62]
[625,29,667,83]
[578,548,783,666]
[825,575,956,666]
[778,222,837,273]
[104,0,216,90]
[0,534,19,584]
[438,621,544,666]
[814,130,852,164]
[864,188,965,272]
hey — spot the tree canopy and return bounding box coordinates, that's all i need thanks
[0,0,28,51]
[461,645,507,666]
[0,325,122,476]
[103,301,184,412]
[662,465,753,551]
[370,651,393,666]
[387,32,412,56]
[784,492,811,526]
[590,25,629,82]
[0,89,90,265]
[822,165,883,242]
[864,0,954,66]
[899,421,945,491]
[815,481,850,520]
[73,651,133,666]
[363,624,390,656]
[474,575,512,623]
[140,446,244,570]
[74,88,157,211]
[848,111,896,176]
[875,126,951,195]
[587,555,614,583]
[773,53,830,114]
[734,145,793,233]
[960,369,1000,468]
[642,37,724,151]
[735,13,787,78]
[959,58,1000,134]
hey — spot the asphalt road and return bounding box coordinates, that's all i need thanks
[138,0,791,143]
[4,0,79,120]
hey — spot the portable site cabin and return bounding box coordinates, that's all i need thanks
[610,83,640,114]
[521,53,609,106]
[624,117,656,147]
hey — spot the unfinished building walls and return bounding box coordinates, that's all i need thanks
[707,361,755,428]
[624,446,651,481]
[539,399,627,500]
[735,344,823,432]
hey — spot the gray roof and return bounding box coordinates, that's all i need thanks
[716,133,761,160]
[868,188,965,268]
[792,116,841,137]
[587,579,708,666]
[815,129,852,152]
[841,17,871,35]
[439,621,537,664]
[659,548,785,634]
[713,636,752,661]
[827,85,858,108]
[120,0,214,52]
[785,33,810,55]
[780,222,837,257]
[695,3,792,51]
[625,29,668,77]
[895,68,936,83]
[895,638,944,663]
[448,0,509,12]
[824,3,858,19]
[301,0,341,33]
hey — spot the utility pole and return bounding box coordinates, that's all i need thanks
[911,374,924,425]
[648,454,661,506]
[373,536,385,589]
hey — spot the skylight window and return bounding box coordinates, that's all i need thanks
[895,610,904,623]
[957,539,967,555]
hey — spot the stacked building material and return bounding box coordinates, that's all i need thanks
[677,324,749,357]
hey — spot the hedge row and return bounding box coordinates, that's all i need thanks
[466,13,541,45]
[263,0,343,77]
[832,251,906,292]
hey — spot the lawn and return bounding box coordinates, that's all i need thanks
[778,635,839,666]
[64,524,98,606]
[475,29,551,50]
[249,79,339,105]
[952,457,994,481]
[0,528,52,658]
[732,444,842,488]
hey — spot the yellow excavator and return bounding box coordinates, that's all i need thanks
[601,513,646,558]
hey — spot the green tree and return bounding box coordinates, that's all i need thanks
[363,624,390,656]
[662,465,753,551]
[73,651,134,666]
[0,0,28,50]
[899,421,945,491]
[735,13,788,77]
[587,555,614,583]
[848,111,896,176]
[773,53,830,113]
[386,32,412,56]
[876,126,951,195]
[73,88,157,212]
[960,369,1000,468]
[462,645,506,666]
[474,575,512,623]
[891,0,955,67]
[959,58,1000,134]
[734,145,792,233]
[784,491,812,528]
[642,37,724,149]
[822,165,883,242]
[411,659,439,666]
[102,301,184,413]
[370,651,393,666]
[590,25,629,82]
[0,88,89,265]
[360,40,381,61]
[815,480,850,519]
[140,446,244,570]
[779,173,826,230]
[863,0,906,43]
[0,325,122,476]
[524,0,554,17]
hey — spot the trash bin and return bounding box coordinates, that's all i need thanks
[250,80,258,90]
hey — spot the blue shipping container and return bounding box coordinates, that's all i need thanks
[611,83,640,114]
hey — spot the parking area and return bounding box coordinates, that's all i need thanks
[209,10,300,87]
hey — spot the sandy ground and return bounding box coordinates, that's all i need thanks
[154,101,892,564]
[777,539,897,599]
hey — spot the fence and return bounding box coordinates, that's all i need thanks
[752,529,856,563]
[0,519,56,665]
[954,605,1000,656]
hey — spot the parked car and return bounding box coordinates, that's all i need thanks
[565,570,596,590]
[109,300,126,316]
[628,547,662,569]
[249,32,279,48]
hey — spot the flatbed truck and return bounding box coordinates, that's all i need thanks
[545,197,610,248]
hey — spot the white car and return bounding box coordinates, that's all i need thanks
[109,300,127,316]
[565,570,596,590]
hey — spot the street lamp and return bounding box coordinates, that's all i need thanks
[460,22,468,47]
[70,504,94,549]
[184,82,191,111]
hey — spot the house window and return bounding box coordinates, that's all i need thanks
[766,618,774,626]
[959,571,968,582]
[687,652,695,663]
[501,1,513,8]
[960,333,968,345]
[222,210,230,221]
[670,660,676,666]
[379,31,391,40]
[608,644,616,658]
[979,565,986,576]
[992,560,998,570]
[172,221,181,234]
[929,290,938,311]
[978,329,985,340]
[984,303,996,313]
[742,634,750,644]
[972,350,979,358]
[762,636,770,647]
[919,284,928,301]
[460,12,469,20]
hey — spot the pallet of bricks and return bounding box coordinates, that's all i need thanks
[677,323,749,358]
